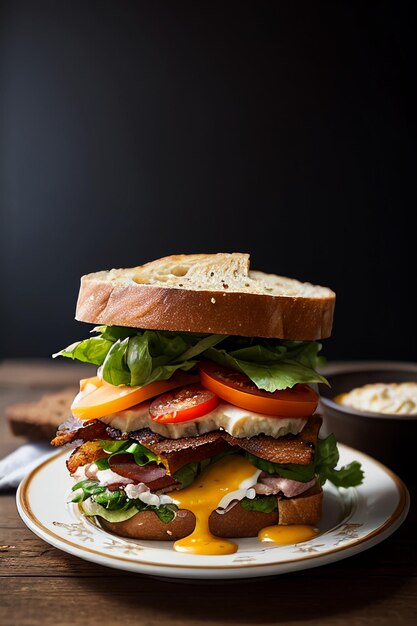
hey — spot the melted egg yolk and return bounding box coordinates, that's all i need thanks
[170,455,318,554]
[170,455,258,555]
[258,524,317,545]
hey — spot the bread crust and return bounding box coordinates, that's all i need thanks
[278,483,323,525]
[7,388,77,441]
[209,506,278,537]
[76,276,335,340]
[96,486,323,541]
[100,509,196,541]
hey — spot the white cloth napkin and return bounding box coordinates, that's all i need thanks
[0,443,57,490]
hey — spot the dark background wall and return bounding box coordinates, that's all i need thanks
[1,1,416,362]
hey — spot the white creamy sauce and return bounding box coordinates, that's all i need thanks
[99,400,306,439]
[95,468,133,486]
[124,483,173,506]
[73,463,131,487]
[216,468,262,511]
[337,382,417,415]
[71,465,88,481]
[70,488,84,501]
[71,464,174,507]
[72,462,261,513]
[245,488,256,500]
[72,462,133,486]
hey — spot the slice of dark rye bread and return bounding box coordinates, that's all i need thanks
[75,253,336,340]
[6,388,77,440]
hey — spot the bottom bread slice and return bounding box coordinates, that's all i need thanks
[98,484,323,541]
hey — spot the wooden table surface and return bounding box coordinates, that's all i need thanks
[1,359,416,626]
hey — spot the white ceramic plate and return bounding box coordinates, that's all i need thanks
[17,445,409,580]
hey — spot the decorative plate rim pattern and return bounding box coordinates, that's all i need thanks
[16,445,410,579]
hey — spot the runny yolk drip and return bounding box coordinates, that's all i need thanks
[258,524,318,545]
[170,455,258,555]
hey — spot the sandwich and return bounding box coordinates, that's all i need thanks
[51,253,363,555]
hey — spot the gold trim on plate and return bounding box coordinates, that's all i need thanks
[18,447,409,570]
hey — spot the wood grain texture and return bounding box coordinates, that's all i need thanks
[0,360,416,626]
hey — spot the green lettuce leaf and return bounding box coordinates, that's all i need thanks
[204,339,328,392]
[94,489,129,510]
[177,334,229,361]
[71,479,107,501]
[53,337,113,365]
[240,495,278,513]
[172,455,213,489]
[172,462,200,488]
[54,327,224,387]
[81,496,177,524]
[97,440,160,466]
[53,326,328,391]
[151,503,177,524]
[76,484,178,523]
[93,326,137,342]
[81,499,139,522]
[72,480,130,510]
[93,457,111,470]
[94,440,216,482]
[315,434,364,488]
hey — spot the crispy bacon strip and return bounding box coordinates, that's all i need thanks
[66,435,230,476]
[52,414,322,468]
[129,415,321,466]
[51,416,125,447]
[129,430,231,474]
[128,428,223,452]
[221,415,322,465]
[66,441,107,474]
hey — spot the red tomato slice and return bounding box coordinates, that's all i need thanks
[150,384,220,423]
[71,372,198,420]
[199,361,318,417]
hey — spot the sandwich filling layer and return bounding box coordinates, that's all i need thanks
[53,404,363,554]
[52,319,363,555]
